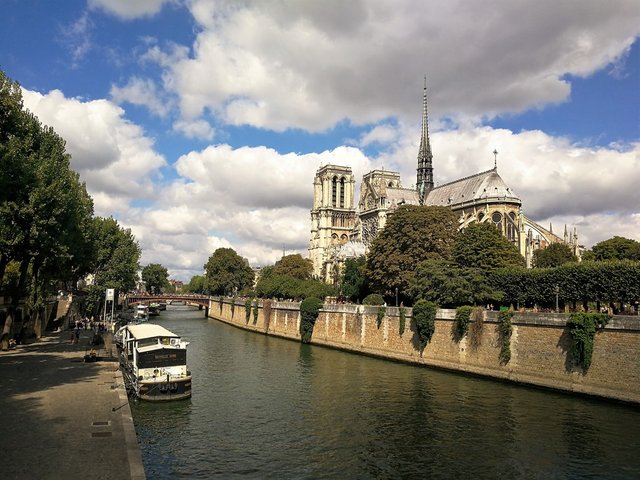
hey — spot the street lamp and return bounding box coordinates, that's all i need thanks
[395,287,399,307]
[554,285,560,313]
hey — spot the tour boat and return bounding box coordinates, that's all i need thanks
[134,304,149,321]
[118,323,192,401]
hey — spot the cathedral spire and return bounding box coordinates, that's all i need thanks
[416,75,434,204]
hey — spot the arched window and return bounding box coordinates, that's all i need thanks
[340,177,345,207]
[332,176,337,206]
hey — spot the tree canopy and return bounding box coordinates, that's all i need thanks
[185,275,206,294]
[272,254,313,279]
[340,256,369,302]
[142,263,171,294]
[453,222,525,269]
[365,205,458,297]
[532,242,577,268]
[586,236,640,262]
[204,247,254,296]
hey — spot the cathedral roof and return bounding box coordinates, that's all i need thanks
[385,187,420,207]
[424,168,521,208]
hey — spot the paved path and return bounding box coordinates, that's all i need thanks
[0,329,145,480]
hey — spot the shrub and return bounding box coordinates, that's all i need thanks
[454,306,473,340]
[245,298,252,323]
[218,296,223,313]
[230,297,236,318]
[413,299,437,352]
[376,306,386,328]
[252,302,259,324]
[300,297,323,343]
[363,293,385,306]
[263,300,272,332]
[567,313,610,371]
[497,310,513,364]
[399,306,406,335]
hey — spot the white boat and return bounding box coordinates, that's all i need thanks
[118,323,192,401]
[134,304,149,321]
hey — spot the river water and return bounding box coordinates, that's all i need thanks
[131,306,640,479]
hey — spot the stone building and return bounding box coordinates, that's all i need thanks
[309,81,581,282]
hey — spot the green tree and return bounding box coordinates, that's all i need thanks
[453,222,525,269]
[365,205,458,297]
[272,254,313,279]
[185,275,206,294]
[204,247,254,296]
[340,256,368,302]
[532,243,577,268]
[588,236,640,262]
[142,263,171,294]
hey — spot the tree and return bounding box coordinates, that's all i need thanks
[407,258,503,307]
[142,263,171,294]
[185,275,206,294]
[588,236,640,262]
[532,243,577,268]
[365,205,458,297]
[453,222,525,270]
[204,247,254,296]
[272,254,313,280]
[340,256,368,302]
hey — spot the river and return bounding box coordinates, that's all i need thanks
[131,305,640,479]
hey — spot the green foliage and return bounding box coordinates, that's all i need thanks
[255,273,336,300]
[489,261,640,310]
[272,254,313,279]
[300,296,323,343]
[413,299,437,352]
[365,205,458,296]
[245,298,252,323]
[363,293,385,305]
[218,296,223,313]
[532,243,577,268]
[185,275,206,294]
[376,306,386,328]
[454,306,473,340]
[590,236,640,262]
[341,256,369,302]
[252,302,259,323]
[497,310,514,364]
[453,222,525,270]
[399,306,406,335]
[141,263,171,294]
[567,313,610,371]
[407,258,503,307]
[230,297,236,318]
[204,248,254,296]
[263,300,272,332]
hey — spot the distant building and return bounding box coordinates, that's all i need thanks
[309,79,581,283]
[169,279,184,292]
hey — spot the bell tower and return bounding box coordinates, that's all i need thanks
[309,165,356,279]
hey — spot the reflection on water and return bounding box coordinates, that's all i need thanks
[132,307,640,479]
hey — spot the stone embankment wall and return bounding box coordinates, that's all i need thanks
[208,298,640,404]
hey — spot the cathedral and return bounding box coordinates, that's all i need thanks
[309,81,581,283]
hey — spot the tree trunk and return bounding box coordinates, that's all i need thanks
[1,307,14,350]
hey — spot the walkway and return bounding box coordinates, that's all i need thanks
[0,328,145,480]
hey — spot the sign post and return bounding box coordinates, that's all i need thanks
[105,288,115,323]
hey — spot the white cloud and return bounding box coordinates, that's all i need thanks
[141,0,640,132]
[110,77,170,117]
[21,88,167,216]
[172,119,215,140]
[88,0,175,19]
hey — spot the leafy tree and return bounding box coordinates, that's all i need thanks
[204,247,254,296]
[272,254,313,279]
[255,273,336,300]
[365,205,458,297]
[142,263,171,294]
[589,236,640,262]
[362,293,385,305]
[413,299,437,352]
[453,222,525,269]
[300,296,323,343]
[185,275,206,294]
[340,256,369,302]
[532,242,577,268]
[407,258,502,307]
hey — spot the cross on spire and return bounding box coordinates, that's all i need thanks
[493,149,498,169]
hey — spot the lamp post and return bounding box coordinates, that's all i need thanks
[554,285,560,313]
[395,287,399,307]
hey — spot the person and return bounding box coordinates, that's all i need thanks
[74,328,80,344]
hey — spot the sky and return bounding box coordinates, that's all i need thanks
[2,0,639,282]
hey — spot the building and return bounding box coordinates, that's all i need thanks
[309,79,581,283]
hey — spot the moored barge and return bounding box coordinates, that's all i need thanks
[118,323,192,401]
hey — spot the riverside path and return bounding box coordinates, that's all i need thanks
[0,328,145,480]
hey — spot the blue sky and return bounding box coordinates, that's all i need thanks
[2,0,639,280]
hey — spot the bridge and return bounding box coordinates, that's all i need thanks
[125,293,211,315]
